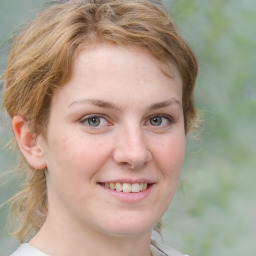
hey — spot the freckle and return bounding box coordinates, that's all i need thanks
[97,143,103,150]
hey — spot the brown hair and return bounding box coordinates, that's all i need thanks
[3,0,198,242]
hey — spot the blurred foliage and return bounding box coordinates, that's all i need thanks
[0,0,256,255]
[161,1,256,256]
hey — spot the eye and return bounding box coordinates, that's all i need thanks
[150,116,163,126]
[80,115,109,128]
[147,115,173,127]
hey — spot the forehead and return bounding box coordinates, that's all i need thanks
[52,43,182,107]
[86,42,178,68]
[74,43,181,84]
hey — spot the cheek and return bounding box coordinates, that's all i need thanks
[45,135,112,204]
[47,134,111,178]
[152,134,186,175]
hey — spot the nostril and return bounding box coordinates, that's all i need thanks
[119,162,132,168]
[112,136,152,169]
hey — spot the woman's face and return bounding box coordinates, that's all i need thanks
[40,43,185,238]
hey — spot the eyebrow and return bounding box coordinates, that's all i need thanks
[148,98,181,110]
[68,98,181,110]
[68,99,119,109]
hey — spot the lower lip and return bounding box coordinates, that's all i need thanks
[99,184,154,203]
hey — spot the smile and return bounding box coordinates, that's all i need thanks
[101,182,148,193]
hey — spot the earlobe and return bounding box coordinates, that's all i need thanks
[12,115,47,170]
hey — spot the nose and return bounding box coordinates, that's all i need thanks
[112,125,152,169]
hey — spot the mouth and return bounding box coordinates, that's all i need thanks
[99,182,150,193]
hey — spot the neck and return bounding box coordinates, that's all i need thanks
[30,215,153,256]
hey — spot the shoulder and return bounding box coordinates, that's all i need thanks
[12,241,189,256]
[150,239,190,256]
[10,243,49,256]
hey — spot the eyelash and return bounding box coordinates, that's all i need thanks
[79,113,173,129]
[146,114,174,128]
[79,114,111,128]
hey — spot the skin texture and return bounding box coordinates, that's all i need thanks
[13,43,185,256]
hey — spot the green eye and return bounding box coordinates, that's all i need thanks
[87,116,101,127]
[80,114,111,131]
[150,116,163,126]
[147,115,172,127]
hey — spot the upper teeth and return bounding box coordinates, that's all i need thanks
[104,183,148,193]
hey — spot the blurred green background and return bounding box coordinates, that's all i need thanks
[0,0,255,255]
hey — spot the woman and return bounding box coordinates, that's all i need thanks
[3,0,198,255]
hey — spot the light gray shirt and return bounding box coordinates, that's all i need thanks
[10,240,189,256]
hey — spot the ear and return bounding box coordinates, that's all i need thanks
[12,115,47,170]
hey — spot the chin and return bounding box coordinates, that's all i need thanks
[98,214,158,238]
